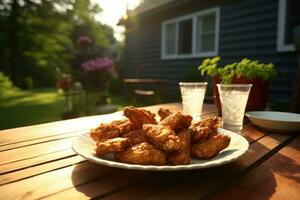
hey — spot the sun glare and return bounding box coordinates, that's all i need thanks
[93,0,141,41]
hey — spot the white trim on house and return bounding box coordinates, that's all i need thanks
[277,0,295,52]
[161,7,220,60]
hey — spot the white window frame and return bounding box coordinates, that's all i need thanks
[161,7,220,60]
[277,0,296,52]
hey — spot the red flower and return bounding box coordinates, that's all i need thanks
[77,36,92,46]
[57,74,72,91]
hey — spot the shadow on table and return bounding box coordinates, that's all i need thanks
[210,135,299,200]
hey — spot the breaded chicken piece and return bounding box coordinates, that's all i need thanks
[158,108,172,121]
[192,116,220,131]
[159,112,192,132]
[95,137,130,156]
[124,106,157,129]
[90,119,134,142]
[188,126,211,143]
[168,129,191,165]
[191,133,230,159]
[143,124,180,152]
[114,142,166,165]
[189,116,221,143]
[123,130,148,145]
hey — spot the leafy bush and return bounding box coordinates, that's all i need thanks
[198,57,276,84]
[0,72,16,96]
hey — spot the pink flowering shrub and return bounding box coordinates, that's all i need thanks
[81,57,114,92]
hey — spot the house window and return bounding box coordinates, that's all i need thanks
[162,7,220,59]
[277,0,300,52]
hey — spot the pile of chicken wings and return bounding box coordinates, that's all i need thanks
[90,106,230,165]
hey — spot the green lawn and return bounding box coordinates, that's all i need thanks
[0,88,66,130]
[0,86,170,130]
[0,88,145,130]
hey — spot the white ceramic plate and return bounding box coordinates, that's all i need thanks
[245,111,300,133]
[72,128,249,171]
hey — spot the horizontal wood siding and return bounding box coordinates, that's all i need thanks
[122,0,298,107]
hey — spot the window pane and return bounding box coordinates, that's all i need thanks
[196,12,216,53]
[285,0,300,45]
[202,13,215,32]
[202,34,215,52]
[165,23,176,55]
[178,19,192,54]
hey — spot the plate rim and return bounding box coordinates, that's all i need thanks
[245,111,300,123]
[72,128,249,171]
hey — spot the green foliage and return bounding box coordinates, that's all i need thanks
[198,57,276,84]
[0,72,16,96]
[0,0,115,87]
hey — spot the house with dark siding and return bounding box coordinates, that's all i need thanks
[121,0,300,110]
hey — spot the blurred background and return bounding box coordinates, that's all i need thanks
[0,0,299,130]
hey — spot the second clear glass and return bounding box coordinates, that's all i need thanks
[179,82,208,122]
[217,84,252,133]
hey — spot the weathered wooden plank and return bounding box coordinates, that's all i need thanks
[0,148,76,174]
[0,162,114,199]
[42,170,153,200]
[210,137,300,200]
[0,112,121,146]
[0,138,73,166]
[0,130,81,152]
[0,155,84,186]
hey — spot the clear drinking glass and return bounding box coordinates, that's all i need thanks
[179,82,208,121]
[217,84,252,133]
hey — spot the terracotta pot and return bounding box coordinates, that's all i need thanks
[213,76,269,116]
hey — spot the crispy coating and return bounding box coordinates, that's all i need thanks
[188,126,211,143]
[114,142,166,165]
[123,106,157,129]
[143,124,180,152]
[158,108,173,121]
[123,130,148,145]
[159,112,192,132]
[192,116,220,131]
[90,119,135,142]
[95,137,130,156]
[191,133,231,159]
[189,116,221,143]
[168,129,191,165]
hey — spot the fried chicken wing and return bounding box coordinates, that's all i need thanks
[90,119,135,142]
[158,108,173,121]
[95,137,130,156]
[123,130,148,145]
[143,124,180,152]
[192,116,220,130]
[189,116,221,143]
[168,129,191,165]
[191,133,230,159]
[114,142,166,165]
[159,112,192,132]
[124,106,157,129]
[188,126,211,143]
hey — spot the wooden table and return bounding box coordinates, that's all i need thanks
[0,103,299,200]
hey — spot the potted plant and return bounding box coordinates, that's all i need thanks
[198,57,276,115]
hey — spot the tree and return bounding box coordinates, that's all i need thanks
[0,0,115,87]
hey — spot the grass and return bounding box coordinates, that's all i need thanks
[0,88,143,130]
[0,88,65,130]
